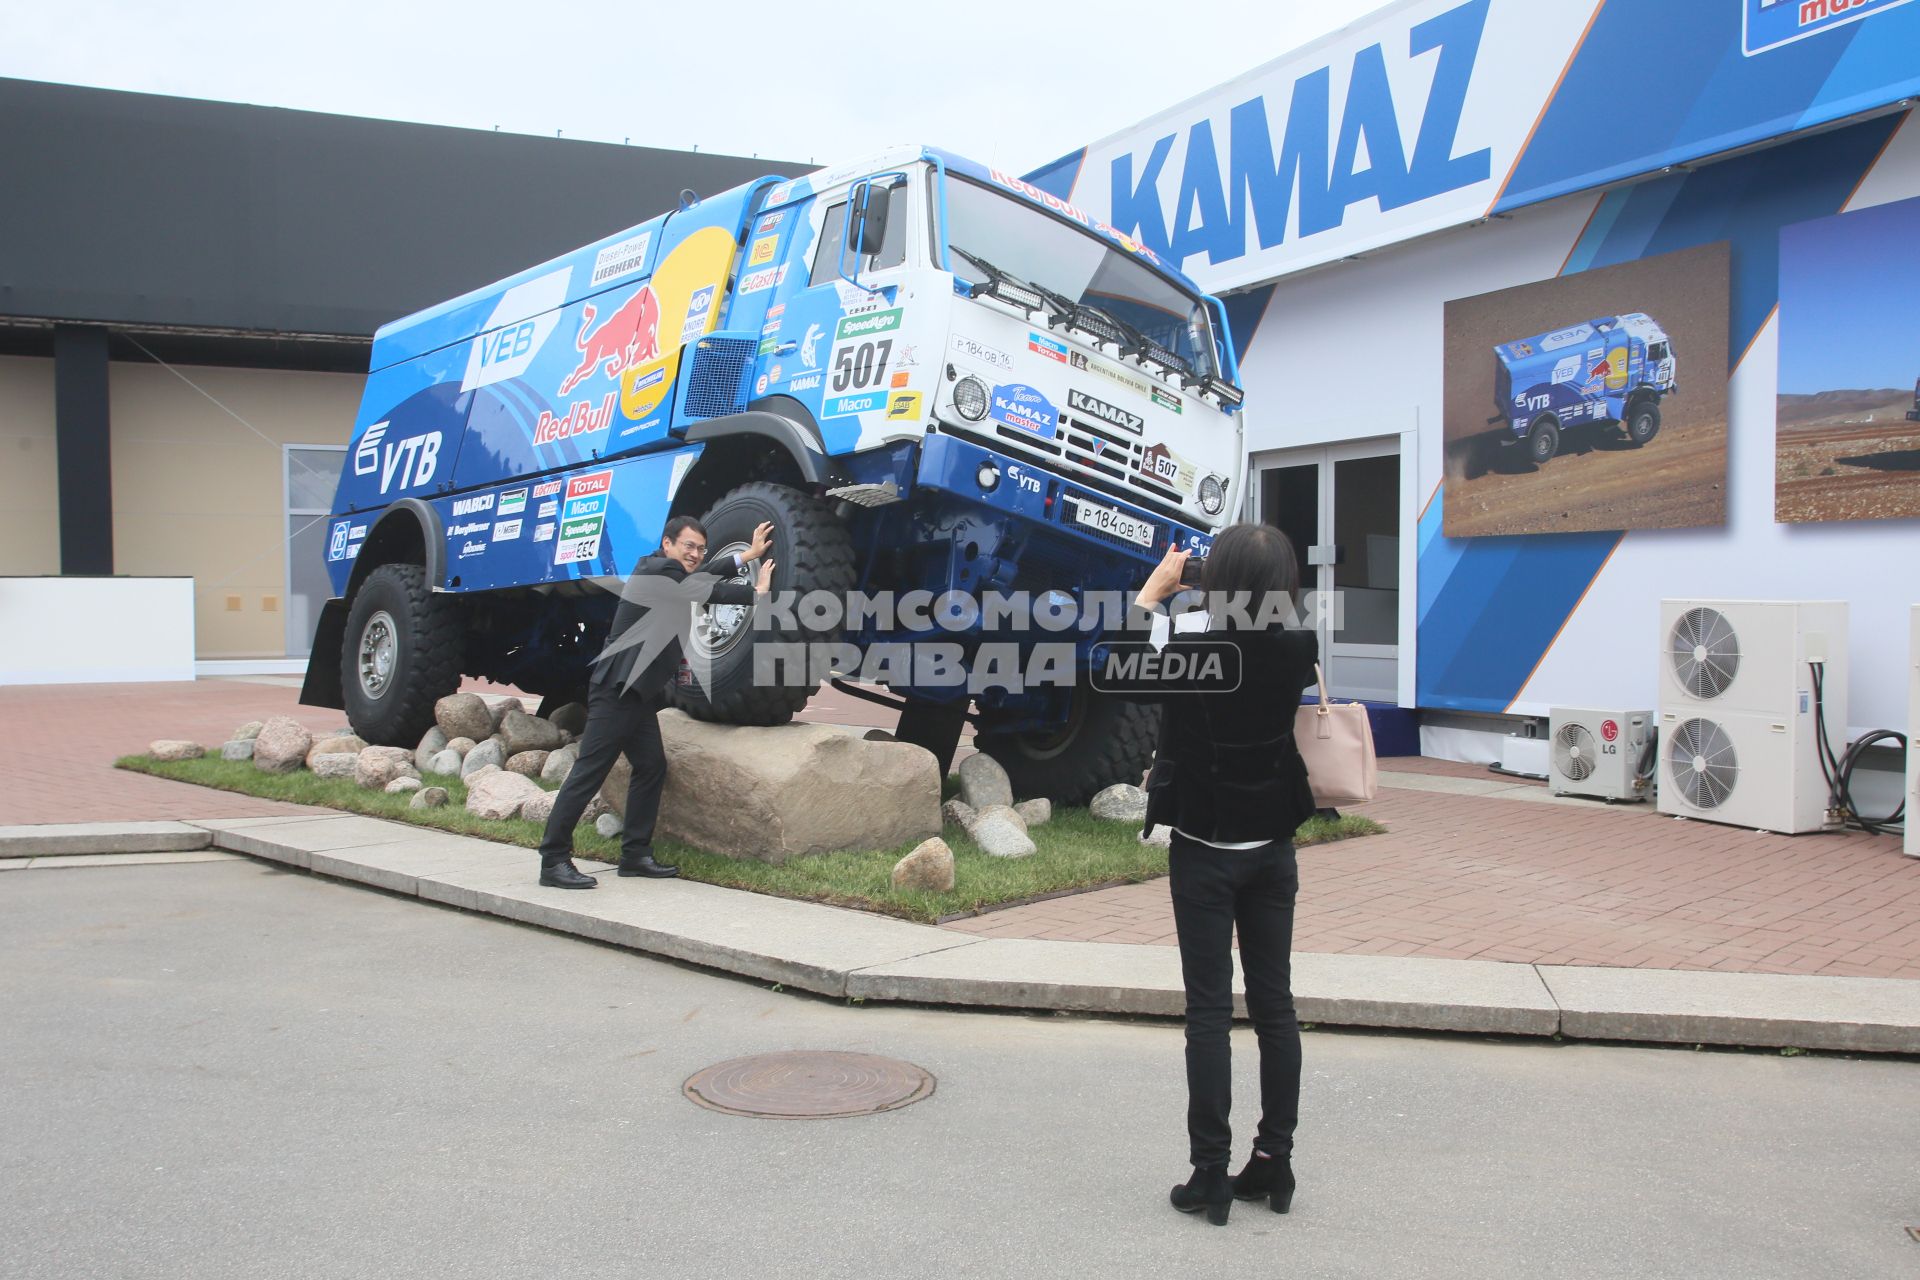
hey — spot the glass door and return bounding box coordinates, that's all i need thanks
[1252,439,1400,702]
[285,446,345,657]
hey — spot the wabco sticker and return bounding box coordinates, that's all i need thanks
[492,519,523,542]
[739,265,788,293]
[451,493,495,517]
[835,308,902,341]
[748,236,778,266]
[885,391,924,421]
[497,488,528,516]
[825,392,886,417]
[950,335,1012,371]
[1027,332,1069,364]
[989,383,1058,437]
[590,232,653,286]
[1067,389,1143,435]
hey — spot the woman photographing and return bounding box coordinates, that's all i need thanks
[1129,522,1319,1226]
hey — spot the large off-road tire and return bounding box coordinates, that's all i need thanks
[1625,398,1661,447]
[339,562,464,746]
[667,481,856,726]
[973,686,1160,807]
[1527,417,1560,466]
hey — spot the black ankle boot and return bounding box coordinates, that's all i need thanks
[618,849,679,878]
[539,858,597,889]
[1168,1164,1232,1225]
[1231,1149,1294,1213]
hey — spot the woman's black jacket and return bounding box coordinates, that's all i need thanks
[1118,618,1321,845]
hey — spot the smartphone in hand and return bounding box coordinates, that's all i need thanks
[1179,555,1207,588]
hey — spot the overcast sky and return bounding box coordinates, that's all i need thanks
[1,0,1387,172]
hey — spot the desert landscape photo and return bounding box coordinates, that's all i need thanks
[1442,242,1731,539]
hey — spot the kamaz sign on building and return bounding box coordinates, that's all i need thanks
[1051,0,1920,293]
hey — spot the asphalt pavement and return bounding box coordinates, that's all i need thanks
[3,860,1917,1280]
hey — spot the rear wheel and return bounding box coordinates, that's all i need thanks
[1626,399,1661,446]
[340,562,464,746]
[1527,418,1560,466]
[973,684,1160,807]
[667,481,856,725]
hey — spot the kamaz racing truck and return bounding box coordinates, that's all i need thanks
[300,146,1246,801]
[1905,375,1919,422]
[1491,313,1676,465]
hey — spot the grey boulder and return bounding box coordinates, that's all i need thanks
[220,740,256,762]
[521,790,558,825]
[500,709,565,757]
[434,692,493,743]
[354,746,417,790]
[384,776,422,794]
[941,799,976,831]
[891,837,956,893]
[594,811,624,838]
[465,769,545,820]
[251,716,313,774]
[414,726,449,774]
[972,812,1036,859]
[546,701,589,735]
[231,721,264,742]
[1014,798,1052,827]
[148,740,204,762]
[1090,783,1149,824]
[410,786,450,810]
[461,738,505,778]
[306,735,367,767]
[599,712,938,863]
[956,751,1014,810]
[425,749,463,777]
[541,745,578,785]
[309,752,358,780]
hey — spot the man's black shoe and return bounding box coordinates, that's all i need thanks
[539,859,598,889]
[618,851,679,878]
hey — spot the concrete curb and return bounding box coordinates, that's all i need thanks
[69,814,1917,1054]
[0,821,214,857]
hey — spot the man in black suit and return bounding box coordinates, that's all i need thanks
[537,515,775,888]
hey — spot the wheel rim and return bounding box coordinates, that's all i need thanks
[1532,431,1553,462]
[689,540,755,661]
[1002,693,1088,761]
[357,609,399,701]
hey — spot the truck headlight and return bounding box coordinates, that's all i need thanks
[954,376,989,421]
[1198,474,1226,515]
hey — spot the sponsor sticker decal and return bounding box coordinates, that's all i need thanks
[532,479,563,499]
[756,211,785,233]
[534,522,556,542]
[834,308,903,341]
[739,264,788,293]
[825,391,886,417]
[590,231,653,286]
[989,383,1058,437]
[451,493,495,517]
[748,236,778,266]
[1027,332,1069,364]
[537,499,558,518]
[532,394,617,446]
[680,285,717,344]
[446,521,490,538]
[554,470,613,565]
[492,519,523,542]
[497,488,528,516]
[328,520,351,561]
[1150,386,1183,414]
[885,391,924,421]
[459,539,488,559]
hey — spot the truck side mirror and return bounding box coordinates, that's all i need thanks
[850,181,891,256]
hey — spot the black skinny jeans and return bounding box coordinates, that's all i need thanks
[1167,831,1302,1169]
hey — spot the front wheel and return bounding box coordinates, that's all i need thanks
[667,481,856,725]
[1527,419,1560,466]
[1626,400,1661,447]
[339,562,464,746]
[973,685,1160,807]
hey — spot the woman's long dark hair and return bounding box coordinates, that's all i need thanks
[1199,522,1300,630]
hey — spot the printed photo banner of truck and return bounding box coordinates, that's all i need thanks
[306,145,1249,803]
[1028,0,1920,296]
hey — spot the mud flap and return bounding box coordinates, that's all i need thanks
[299,598,348,710]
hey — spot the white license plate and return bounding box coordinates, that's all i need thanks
[1070,497,1154,547]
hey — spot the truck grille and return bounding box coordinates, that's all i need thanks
[682,337,757,421]
[989,410,1188,513]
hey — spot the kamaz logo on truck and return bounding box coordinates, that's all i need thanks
[1068,389,1143,434]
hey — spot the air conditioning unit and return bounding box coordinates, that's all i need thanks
[1907,605,1918,858]
[1656,600,1847,834]
[1549,708,1652,802]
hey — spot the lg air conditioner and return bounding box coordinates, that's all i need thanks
[1656,600,1847,834]
[1548,708,1652,802]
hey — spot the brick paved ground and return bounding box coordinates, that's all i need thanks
[942,777,1920,980]
[8,678,1916,981]
[0,677,893,825]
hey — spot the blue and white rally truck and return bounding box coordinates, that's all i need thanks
[1492,313,1676,465]
[301,146,1247,801]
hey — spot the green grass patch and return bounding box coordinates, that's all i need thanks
[118,754,1382,923]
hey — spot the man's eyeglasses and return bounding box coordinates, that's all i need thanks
[672,539,707,559]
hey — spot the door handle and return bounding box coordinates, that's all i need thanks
[1306,544,1342,567]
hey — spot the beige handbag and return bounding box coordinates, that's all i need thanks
[1294,663,1378,807]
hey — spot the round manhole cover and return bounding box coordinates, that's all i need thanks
[683,1051,935,1119]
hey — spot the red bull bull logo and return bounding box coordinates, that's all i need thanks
[559,286,661,395]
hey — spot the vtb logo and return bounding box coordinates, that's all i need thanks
[560,286,661,395]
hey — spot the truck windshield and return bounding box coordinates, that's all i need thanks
[944,176,1219,380]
